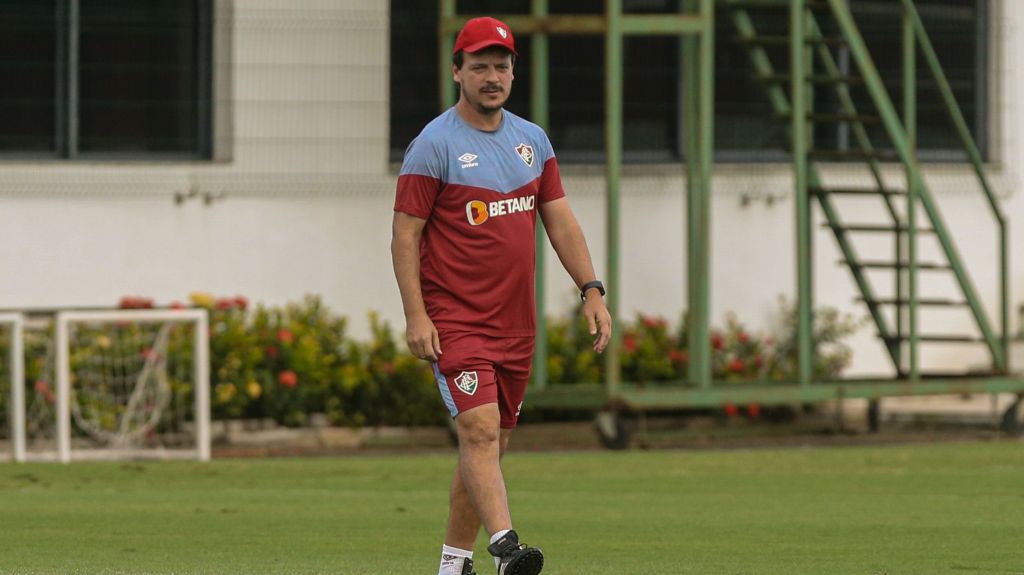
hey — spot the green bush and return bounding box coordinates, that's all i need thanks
[538,298,863,385]
[1,295,862,430]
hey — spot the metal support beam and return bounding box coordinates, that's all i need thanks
[439,0,456,109]
[604,0,623,396]
[532,0,550,391]
[696,0,714,387]
[791,0,813,385]
[903,6,919,380]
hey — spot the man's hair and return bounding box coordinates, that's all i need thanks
[452,46,516,69]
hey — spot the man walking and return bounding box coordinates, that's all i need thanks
[391,16,612,575]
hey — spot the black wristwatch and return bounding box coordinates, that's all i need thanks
[580,280,605,302]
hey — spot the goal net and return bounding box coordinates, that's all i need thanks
[32,309,211,463]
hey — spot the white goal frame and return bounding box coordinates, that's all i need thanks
[0,313,26,462]
[55,309,211,463]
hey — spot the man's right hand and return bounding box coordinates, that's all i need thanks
[406,312,442,362]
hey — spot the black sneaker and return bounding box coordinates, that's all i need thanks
[461,557,477,575]
[487,530,544,575]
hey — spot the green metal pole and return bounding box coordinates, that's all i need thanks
[698,0,714,387]
[440,0,456,109]
[903,7,919,380]
[531,0,550,390]
[684,0,703,386]
[791,0,812,386]
[605,0,623,396]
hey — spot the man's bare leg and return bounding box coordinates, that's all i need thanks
[445,425,513,549]
[446,404,512,541]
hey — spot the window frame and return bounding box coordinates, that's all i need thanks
[0,0,214,162]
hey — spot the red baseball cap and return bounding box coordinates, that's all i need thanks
[453,17,517,56]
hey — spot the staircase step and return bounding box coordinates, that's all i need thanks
[810,186,906,196]
[822,223,935,234]
[857,297,968,307]
[734,35,845,47]
[840,260,952,271]
[778,113,882,125]
[880,334,986,343]
[809,149,901,162]
[755,74,863,85]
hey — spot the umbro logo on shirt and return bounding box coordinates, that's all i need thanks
[458,152,479,169]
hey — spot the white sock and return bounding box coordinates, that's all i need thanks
[489,529,512,569]
[489,529,512,546]
[438,544,473,575]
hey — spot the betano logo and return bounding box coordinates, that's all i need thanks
[465,196,536,226]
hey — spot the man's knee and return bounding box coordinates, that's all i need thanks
[456,404,501,449]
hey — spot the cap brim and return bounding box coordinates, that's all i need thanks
[459,40,517,56]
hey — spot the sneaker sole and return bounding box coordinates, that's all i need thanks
[505,548,544,575]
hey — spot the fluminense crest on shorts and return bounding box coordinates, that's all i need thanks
[454,371,479,395]
[515,143,534,167]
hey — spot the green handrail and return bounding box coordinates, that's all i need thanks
[899,0,1009,372]
[827,0,1005,371]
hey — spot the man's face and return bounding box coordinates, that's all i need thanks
[453,49,514,114]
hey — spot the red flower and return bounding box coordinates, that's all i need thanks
[34,380,55,405]
[380,362,396,375]
[119,296,154,309]
[169,301,187,310]
[623,334,638,352]
[711,332,725,351]
[723,403,739,417]
[265,345,279,359]
[729,358,745,372]
[746,403,761,418]
[215,298,234,310]
[278,370,298,389]
[753,354,764,369]
[141,347,156,360]
[277,329,294,345]
[233,295,249,310]
[642,316,665,329]
[737,331,749,344]
[668,349,685,364]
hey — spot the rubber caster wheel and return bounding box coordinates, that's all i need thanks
[594,411,631,450]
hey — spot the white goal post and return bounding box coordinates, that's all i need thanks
[55,309,211,463]
[1,313,26,463]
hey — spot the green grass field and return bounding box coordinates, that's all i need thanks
[2,441,1023,574]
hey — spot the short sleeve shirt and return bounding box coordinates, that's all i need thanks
[394,107,565,337]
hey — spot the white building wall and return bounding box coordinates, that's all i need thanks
[0,0,1021,377]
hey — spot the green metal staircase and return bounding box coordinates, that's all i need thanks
[724,0,1009,380]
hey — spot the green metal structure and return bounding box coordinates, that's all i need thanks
[438,0,1022,445]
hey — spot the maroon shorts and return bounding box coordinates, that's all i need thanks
[432,331,535,429]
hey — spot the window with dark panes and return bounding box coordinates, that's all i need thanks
[0,0,211,159]
[391,0,987,163]
[0,0,58,153]
[717,0,987,161]
[391,0,680,163]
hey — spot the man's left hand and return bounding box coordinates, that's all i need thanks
[583,297,612,353]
